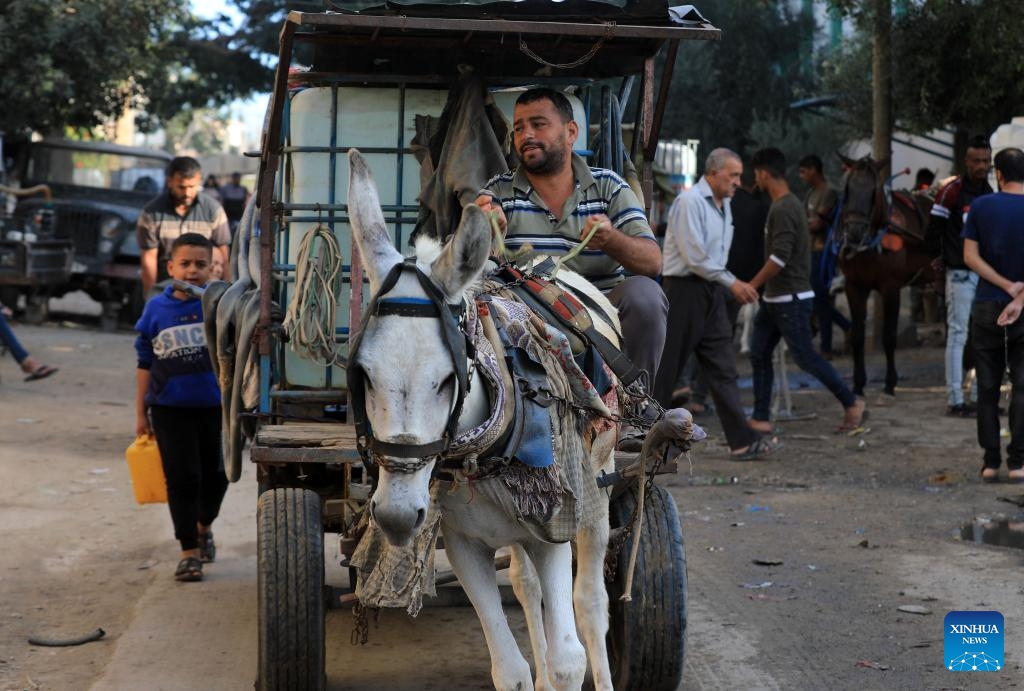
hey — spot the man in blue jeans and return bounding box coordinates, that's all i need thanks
[746,148,867,433]
[928,136,993,417]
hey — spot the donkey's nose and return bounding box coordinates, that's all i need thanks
[371,500,427,547]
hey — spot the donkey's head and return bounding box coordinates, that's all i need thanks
[837,153,888,251]
[347,150,490,546]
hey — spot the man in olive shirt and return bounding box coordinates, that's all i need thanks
[798,154,850,358]
[748,148,866,432]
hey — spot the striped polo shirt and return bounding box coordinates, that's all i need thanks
[480,154,655,290]
[136,190,231,265]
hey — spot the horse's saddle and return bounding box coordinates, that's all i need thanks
[888,190,930,244]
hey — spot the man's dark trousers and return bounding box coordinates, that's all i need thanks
[972,301,1024,471]
[653,276,756,450]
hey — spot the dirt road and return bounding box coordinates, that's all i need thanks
[1,316,1022,690]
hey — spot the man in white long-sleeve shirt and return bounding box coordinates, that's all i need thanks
[653,148,780,460]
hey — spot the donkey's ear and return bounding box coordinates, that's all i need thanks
[431,204,491,301]
[348,149,402,293]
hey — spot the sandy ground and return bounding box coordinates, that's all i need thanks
[1,310,1023,690]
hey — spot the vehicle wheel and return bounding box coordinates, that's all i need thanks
[119,282,146,328]
[257,488,326,691]
[0,287,21,312]
[23,294,48,325]
[99,301,120,332]
[606,483,687,691]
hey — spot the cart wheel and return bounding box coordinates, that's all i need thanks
[257,488,326,691]
[606,483,687,691]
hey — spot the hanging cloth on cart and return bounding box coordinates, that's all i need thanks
[411,67,514,242]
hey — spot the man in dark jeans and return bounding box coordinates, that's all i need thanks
[747,148,867,433]
[963,147,1024,483]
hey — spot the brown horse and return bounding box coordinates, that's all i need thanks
[833,154,940,396]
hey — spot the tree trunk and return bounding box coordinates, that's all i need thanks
[872,0,892,350]
[872,0,892,179]
[952,128,968,176]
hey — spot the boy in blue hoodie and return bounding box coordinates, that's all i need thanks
[135,233,226,582]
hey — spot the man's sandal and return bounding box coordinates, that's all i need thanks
[198,532,216,563]
[730,435,783,462]
[174,556,203,582]
[980,467,1000,484]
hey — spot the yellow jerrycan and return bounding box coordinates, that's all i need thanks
[125,435,168,504]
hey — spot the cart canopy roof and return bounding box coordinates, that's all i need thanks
[325,0,712,25]
[290,3,718,81]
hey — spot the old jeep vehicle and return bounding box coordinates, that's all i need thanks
[9,138,172,327]
[0,184,73,324]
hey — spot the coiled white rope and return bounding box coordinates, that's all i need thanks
[282,224,346,367]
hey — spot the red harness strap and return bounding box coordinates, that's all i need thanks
[497,265,643,388]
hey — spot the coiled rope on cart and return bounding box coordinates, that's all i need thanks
[282,224,346,367]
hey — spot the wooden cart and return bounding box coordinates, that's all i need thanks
[245,5,719,689]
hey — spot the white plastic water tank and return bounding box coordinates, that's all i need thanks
[988,117,1024,190]
[286,86,448,387]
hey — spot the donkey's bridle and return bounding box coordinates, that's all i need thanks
[347,260,470,473]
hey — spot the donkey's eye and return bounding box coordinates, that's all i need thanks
[436,374,455,394]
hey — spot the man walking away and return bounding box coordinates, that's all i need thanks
[964,147,1024,483]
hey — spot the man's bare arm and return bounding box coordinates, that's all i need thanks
[964,239,1024,298]
[585,215,662,278]
[140,248,158,295]
[217,245,232,283]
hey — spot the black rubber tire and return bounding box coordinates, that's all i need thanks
[119,282,146,328]
[257,488,326,691]
[606,483,687,691]
[23,294,48,325]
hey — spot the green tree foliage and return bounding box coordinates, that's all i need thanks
[0,0,270,136]
[228,1,324,59]
[826,0,1024,139]
[662,0,846,169]
[892,0,1024,136]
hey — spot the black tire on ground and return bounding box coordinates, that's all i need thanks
[0,287,21,312]
[257,488,326,691]
[606,483,687,691]
[23,293,48,325]
[119,282,146,328]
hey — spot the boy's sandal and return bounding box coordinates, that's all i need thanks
[730,435,783,462]
[1008,468,1024,484]
[198,532,216,563]
[980,467,1000,484]
[174,557,203,582]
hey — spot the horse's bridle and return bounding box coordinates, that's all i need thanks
[839,159,886,250]
[347,259,471,473]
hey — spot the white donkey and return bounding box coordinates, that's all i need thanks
[347,149,617,691]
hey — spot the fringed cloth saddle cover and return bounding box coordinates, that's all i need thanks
[351,280,619,617]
